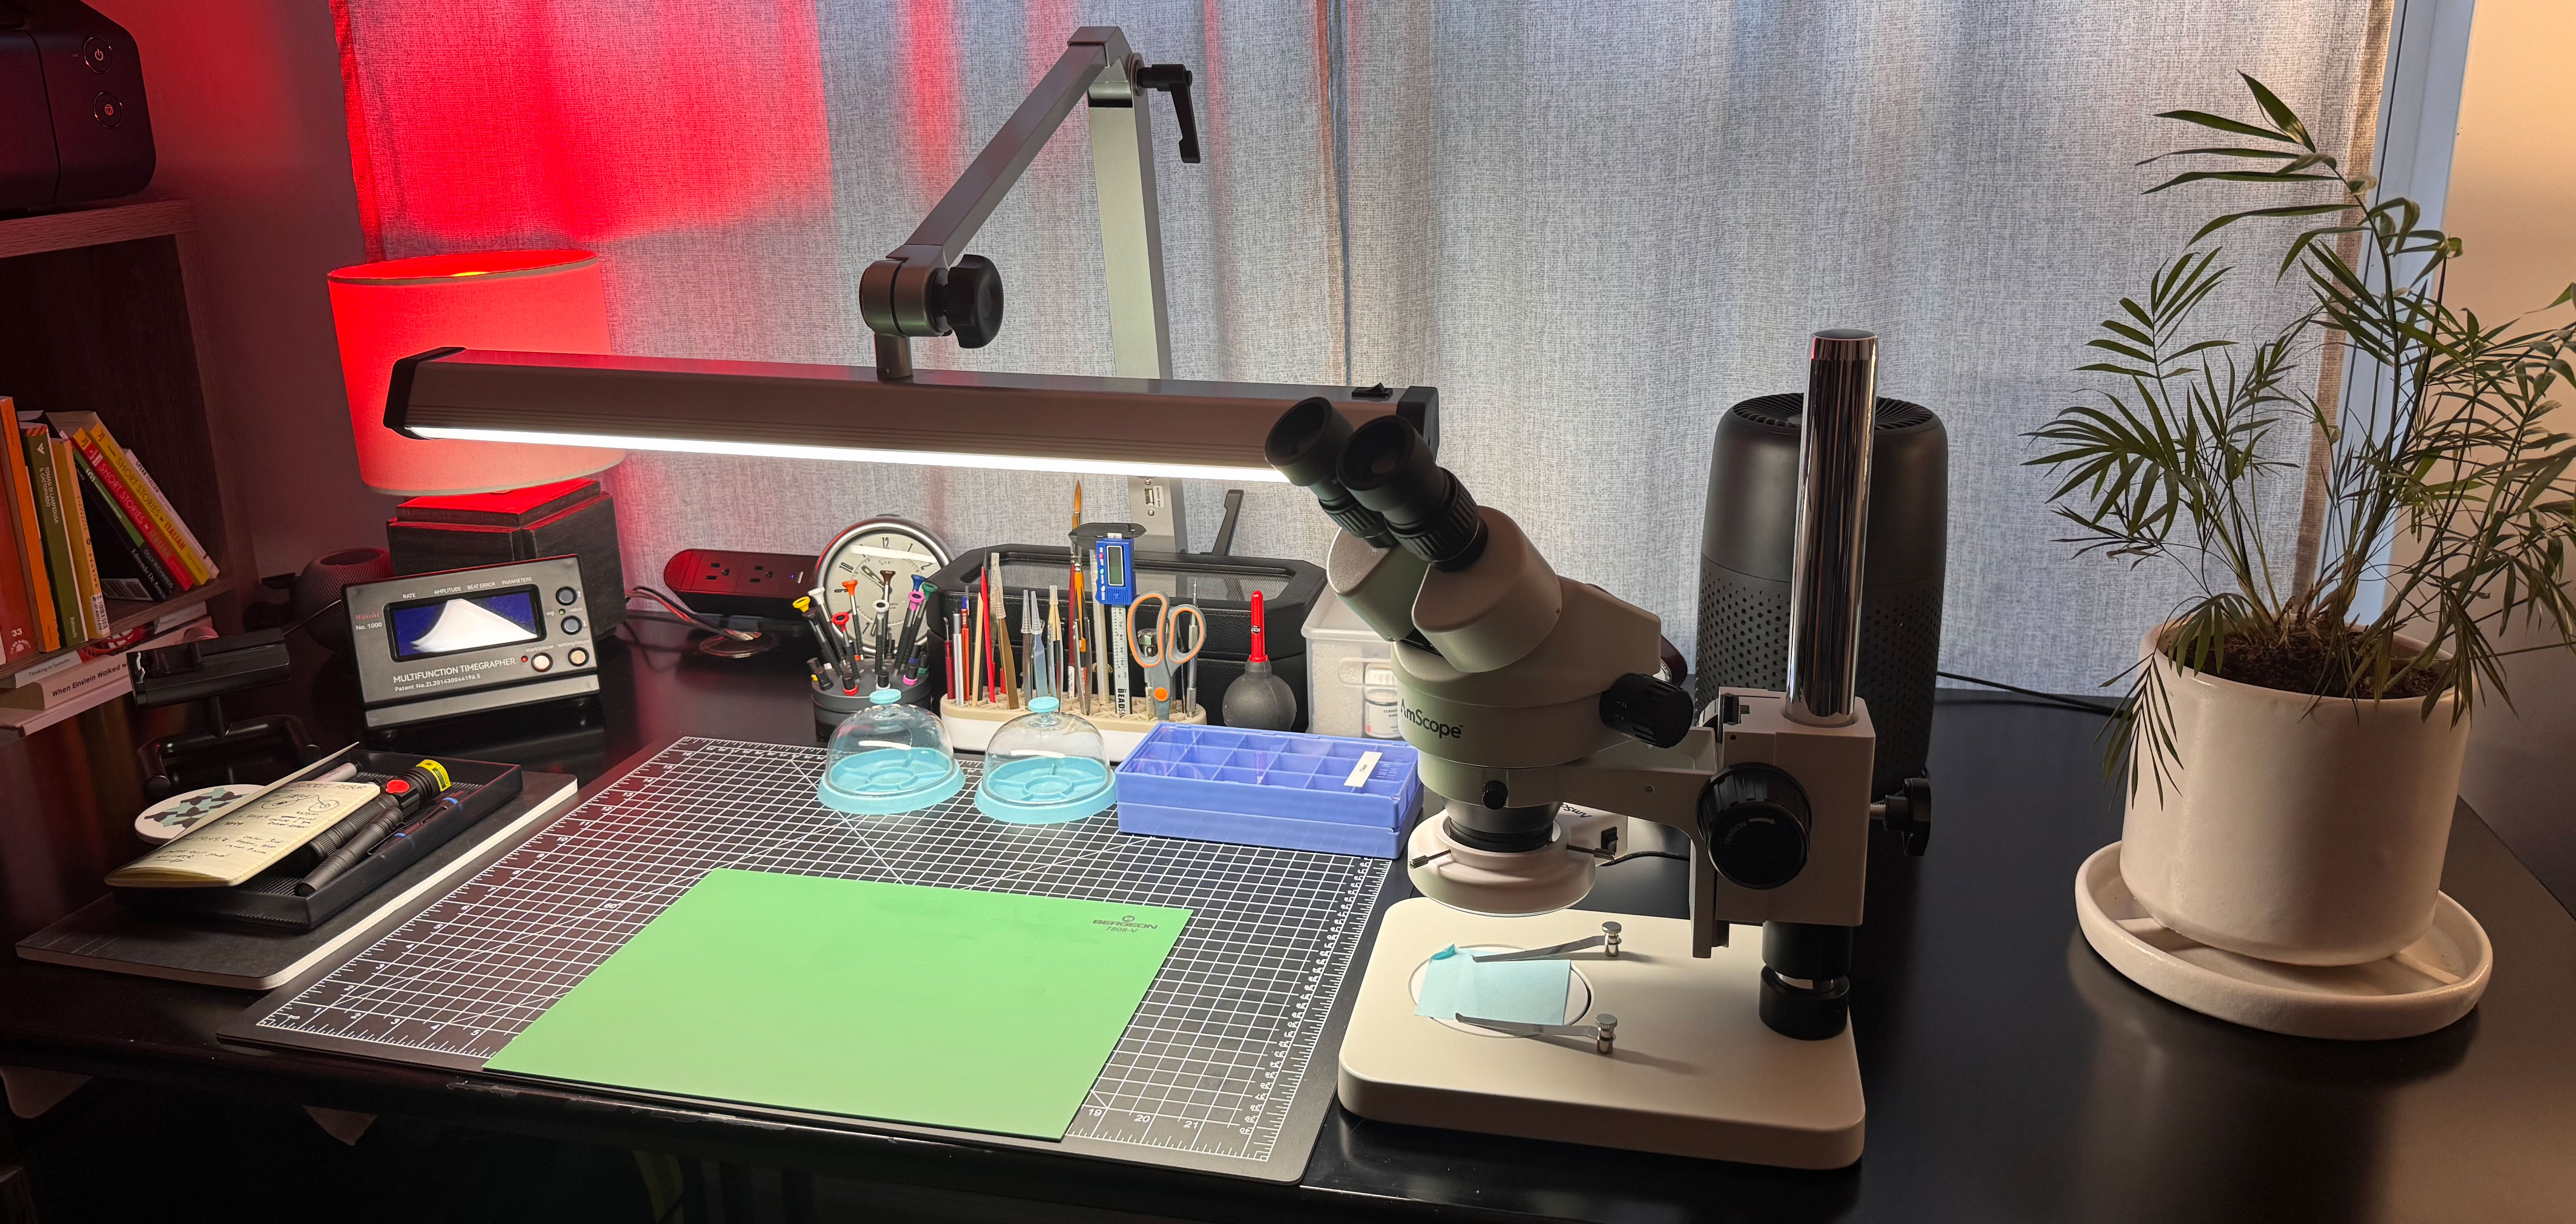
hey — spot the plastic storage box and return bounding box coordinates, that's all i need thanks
[1115,723,1420,857]
[1302,589,1398,740]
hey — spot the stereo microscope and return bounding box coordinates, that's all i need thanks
[1268,330,1928,1168]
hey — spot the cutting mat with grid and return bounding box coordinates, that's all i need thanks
[231,737,1394,1182]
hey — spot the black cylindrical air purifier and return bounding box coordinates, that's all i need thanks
[1695,393,1947,800]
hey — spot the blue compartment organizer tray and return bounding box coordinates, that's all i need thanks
[1115,723,1421,857]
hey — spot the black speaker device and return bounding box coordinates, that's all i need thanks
[0,0,155,213]
[1695,393,1947,801]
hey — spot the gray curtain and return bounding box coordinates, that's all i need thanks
[346,0,2382,693]
[1335,0,2378,693]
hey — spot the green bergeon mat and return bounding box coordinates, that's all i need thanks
[483,870,1192,1139]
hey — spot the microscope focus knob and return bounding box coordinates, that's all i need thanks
[1600,672,1694,749]
[1700,764,1811,890]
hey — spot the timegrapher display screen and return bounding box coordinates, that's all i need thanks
[386,587,545,661]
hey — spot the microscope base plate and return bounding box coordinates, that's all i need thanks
[1338,897,1863,1168]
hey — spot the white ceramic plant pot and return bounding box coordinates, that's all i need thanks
[2118,624,2470,966]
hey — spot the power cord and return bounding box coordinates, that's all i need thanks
[1600,850,1690,868]
[1939,671,2117,715]
[626,586,762,642]
[283,597,346,640]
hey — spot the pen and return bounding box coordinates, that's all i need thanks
[359,791,468,863]
[295,794,406,894]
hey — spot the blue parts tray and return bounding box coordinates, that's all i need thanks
[1115,723,1420,857]
[976,755,1117,824]
[818,747,965,816]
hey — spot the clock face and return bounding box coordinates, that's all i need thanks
[817,519,951,631]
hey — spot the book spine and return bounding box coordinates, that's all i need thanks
[76,458,176,600]
[3,412,60,653]
[0,491,34,662]
[0,617,213,738]
[23,428,84,644]
[55,439,111,635]
[124,449,218,583]
[87,428,211,585]
[67,429,194,590]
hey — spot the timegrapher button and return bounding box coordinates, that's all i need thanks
[531,653,554,672]
[568,648,590,667]
[561,615,583,635]
[556,586,579,606]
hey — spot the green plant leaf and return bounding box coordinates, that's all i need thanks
[2135,146,2303,166]
[2154,109,2286,141]
[2145,170,2344,194]
[2190,202,2350,245]
[2086,338,2161,364]
[2239,74,2312,147]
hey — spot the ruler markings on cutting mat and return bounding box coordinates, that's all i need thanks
[248,738,1389,1170]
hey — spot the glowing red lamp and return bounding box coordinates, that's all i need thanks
[327,250,624,495]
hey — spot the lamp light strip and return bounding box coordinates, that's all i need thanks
[409,426,1291,483]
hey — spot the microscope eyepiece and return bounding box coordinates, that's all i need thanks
[1265,398,1398,548]
[1339,416,1487,571]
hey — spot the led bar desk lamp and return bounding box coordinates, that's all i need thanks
[382,27,1436,552]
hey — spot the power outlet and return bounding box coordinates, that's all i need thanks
[662,548,816,619]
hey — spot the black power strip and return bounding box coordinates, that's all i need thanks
[661,548,816,620]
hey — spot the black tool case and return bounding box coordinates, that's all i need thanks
[113,746,524,931]
[928,546,1324,729]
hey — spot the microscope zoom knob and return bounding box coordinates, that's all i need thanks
[1700,764,1811,890]
[1600,672,1694,749]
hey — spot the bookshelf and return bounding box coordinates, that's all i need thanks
[0,198,251,684]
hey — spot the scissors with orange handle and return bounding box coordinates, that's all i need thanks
[1126,592,1205,721]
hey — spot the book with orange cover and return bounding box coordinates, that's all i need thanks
[124,449,217,585]
[51,412,212,587]
[50,415,193,592]
[0,399,60,652]
[0,476,37,662]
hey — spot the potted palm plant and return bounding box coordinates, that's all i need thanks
[2030,75,2576,968]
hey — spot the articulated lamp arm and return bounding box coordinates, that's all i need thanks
[859,26,1200,383]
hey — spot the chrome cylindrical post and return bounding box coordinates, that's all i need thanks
[1784,330,1877,727]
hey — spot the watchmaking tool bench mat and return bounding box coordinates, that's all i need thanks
[227,737,1395,1182]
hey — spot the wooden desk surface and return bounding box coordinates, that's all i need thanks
[5,617,2573,1222]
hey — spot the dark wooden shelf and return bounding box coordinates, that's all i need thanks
[0,198,195,261]
[2,195,250,695]
[0,573,236,684]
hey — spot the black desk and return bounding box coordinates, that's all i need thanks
[5,617,2573,1222]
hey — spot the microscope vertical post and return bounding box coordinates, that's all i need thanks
[1758,328,1881,1039]
[1783,329,1878,728]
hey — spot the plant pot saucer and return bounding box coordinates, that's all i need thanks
[2074,842,2489,1040]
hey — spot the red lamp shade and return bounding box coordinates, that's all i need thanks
[327,250,625,495]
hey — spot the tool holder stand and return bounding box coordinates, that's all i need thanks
[128,630,315,798]
[136,696,317,799]
[939,695,1203,763]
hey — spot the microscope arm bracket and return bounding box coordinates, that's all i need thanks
[1504,729,1730,958]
